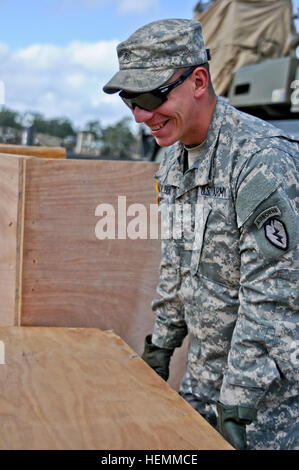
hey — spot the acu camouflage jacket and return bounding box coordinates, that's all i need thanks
[151,97,299,408]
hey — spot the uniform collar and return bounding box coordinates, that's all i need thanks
[155,140,183,187]
[191,96,227,185]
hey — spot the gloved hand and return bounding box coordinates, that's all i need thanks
[141,334,174,381]
[216,402,257,450]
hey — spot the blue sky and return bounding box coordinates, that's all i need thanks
[0,0,298,130]
[0,0,198,50]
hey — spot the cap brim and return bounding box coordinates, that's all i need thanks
[103,68,176,94]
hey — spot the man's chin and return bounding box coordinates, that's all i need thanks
[154,135,178,147]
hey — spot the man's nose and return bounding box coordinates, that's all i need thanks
[133,105,154,123]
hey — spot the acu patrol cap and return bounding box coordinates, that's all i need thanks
[103,19,209,94]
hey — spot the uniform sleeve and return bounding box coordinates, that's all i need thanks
[151,182,188,350]
[220,148,299,408]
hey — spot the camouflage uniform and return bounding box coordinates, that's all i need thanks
[152,97,299,450]
[102,17,299,451]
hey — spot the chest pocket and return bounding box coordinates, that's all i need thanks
[190,203,211,276]
[158,183,177,240]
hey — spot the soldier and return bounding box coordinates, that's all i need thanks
[103,19,299,450]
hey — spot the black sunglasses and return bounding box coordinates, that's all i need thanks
[119,65,199,112]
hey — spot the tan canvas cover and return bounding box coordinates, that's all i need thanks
[194,0,296,95]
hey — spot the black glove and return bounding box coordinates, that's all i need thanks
[216,402,257,450]
[141,334,174,381]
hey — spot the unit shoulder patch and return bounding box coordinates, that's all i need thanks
[264,218,288,251]
[239,188,298,260]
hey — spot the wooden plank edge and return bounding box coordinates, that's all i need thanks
[0,145,66,159]
[15,158,26,326]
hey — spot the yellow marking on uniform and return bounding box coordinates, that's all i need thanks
[155,180,160,204]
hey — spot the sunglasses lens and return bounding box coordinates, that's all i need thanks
[120,91,164,111]
[120,66,198,111]
[121,96,134,110]
[134,93,164,111]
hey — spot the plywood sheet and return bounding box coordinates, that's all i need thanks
[21,160,159,339]
[0,155,24,326]
[20,158,189,390]
[0,156,187,390]
[0,326,233,450]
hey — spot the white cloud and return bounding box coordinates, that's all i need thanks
[0,39,132,129]
[68,40,118,71]
[0,42,9,56]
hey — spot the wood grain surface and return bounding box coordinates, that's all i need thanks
[0,327,233,450]
[0,144,66,159]
[21,159,160,335]
[0,155,24,326]
[20,158,188,390]
[0,156,188,390]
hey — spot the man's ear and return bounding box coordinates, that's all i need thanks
[193,67,209,98]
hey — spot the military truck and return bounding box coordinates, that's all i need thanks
[141,0,299,161]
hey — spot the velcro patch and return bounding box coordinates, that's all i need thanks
[254,206,281,229]
[236,170,278,227]
[264,219,288,250]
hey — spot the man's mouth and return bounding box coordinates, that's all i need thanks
[150,120,169,132]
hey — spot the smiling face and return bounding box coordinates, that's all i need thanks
[131,66,215,147]
[132,69,197,147]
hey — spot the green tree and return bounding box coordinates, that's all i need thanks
[32,115,76,138]
[84,120,102,139]
[0,107,22,129]
[101,117,137,158]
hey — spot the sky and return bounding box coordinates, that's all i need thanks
[0,0,299,131]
